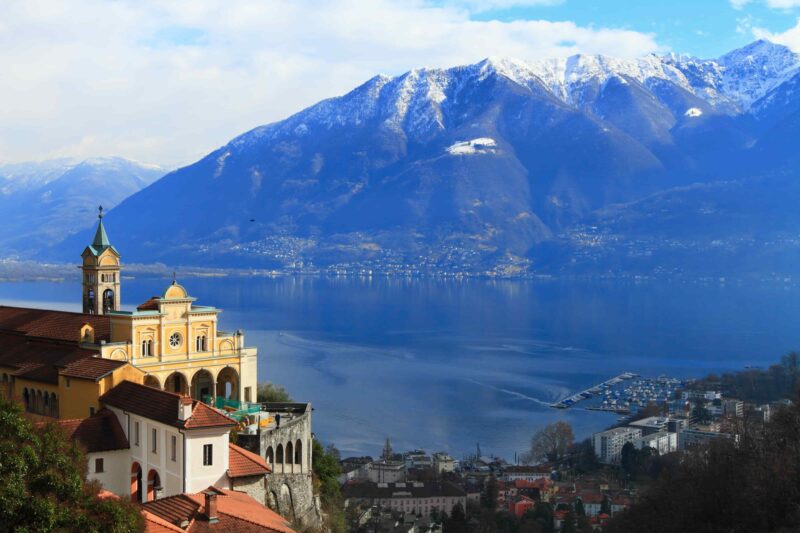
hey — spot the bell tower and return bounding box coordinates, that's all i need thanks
[81,206,121,315]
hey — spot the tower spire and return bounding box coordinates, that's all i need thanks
[92,205,111,248]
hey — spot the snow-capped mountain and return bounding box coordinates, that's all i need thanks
[0,157,164,254]
[56,40,800,276]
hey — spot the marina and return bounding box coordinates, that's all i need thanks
[551,373,685,414]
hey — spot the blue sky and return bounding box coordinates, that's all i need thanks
[1,0,799,166]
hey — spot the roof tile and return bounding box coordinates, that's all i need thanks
[228,444,271,478]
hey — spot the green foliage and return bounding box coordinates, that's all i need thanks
[600,495,611,515]
[312,438,345,533]
[606,398,800,532]
[561,510,578,533]
[687,351,800,403]
[567,438,600,474]
[256,382,292,403]
[0,397,143,532]
[528,502,555,533]
[574,498,585,516]
[444,502,467,533]
[484,475,499,510]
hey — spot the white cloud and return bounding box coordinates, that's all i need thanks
[730,0,753,9]
[752,17,800,50]
[0,0,661,166]
[448,0,565,12]
[766,0,800,7]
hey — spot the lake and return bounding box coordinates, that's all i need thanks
[2,276,799,460]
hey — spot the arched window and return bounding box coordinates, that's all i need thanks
[286,442,294,468]
[195,335,208,352]
[266,447,274,466]
[295,439,303,467]
[103,289,115,313]
[141,339,152,357]
[276,444,284,465]
[50,393,58,417]
[87,289,95,314]
[22,388,29,411]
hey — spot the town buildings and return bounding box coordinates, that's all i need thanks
[343,481,467,517]
[592,427,643,464]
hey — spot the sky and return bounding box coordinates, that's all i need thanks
[1,0,800,167]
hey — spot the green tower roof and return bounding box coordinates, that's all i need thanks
[85,206,119,256]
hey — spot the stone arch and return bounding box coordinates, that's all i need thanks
[143,375,161,389]
[22,388,29,411]
[268,491,279,512]
[215,366,239,401]
[276,444,284,473]
[147,469,161,502]
[164,372,189,395]
[295,439,303,471]
[280,484,296,521]
[191,369,215,401]
[131,462,143,503]
[110,348,128,360]
[36,390,42,414]
[266,446,274,466]
[286,441,294,473]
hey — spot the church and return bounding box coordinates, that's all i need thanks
[0,209,257,418]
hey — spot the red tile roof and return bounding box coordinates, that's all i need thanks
[48,409,129,452]
[0,331,98,384]
[100,381,237,430]
[60,357,127,381]
[0,305,110,342]
[137,297,161,311]
[228,444,271,478]
[143,487,296,533]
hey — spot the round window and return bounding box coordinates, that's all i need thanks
[169,332,182,349]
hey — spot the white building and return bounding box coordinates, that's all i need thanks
[500,466,551,483]
[592,427,642,464]
[636,430,677,455]
[433,453,456,474]
[369,460,406,483]
[93,380,238,501]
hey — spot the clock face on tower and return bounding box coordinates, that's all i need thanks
[169,332,182,349]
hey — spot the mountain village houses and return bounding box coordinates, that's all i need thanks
[0,212,319,531]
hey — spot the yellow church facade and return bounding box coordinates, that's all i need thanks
[78,212,258,404]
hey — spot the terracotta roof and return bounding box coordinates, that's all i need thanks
[13,362,60,384]
[143,487,296,533]
[137,297,161,311]
[229,444,271,478]
[184,401,239,429]
[100,380,237,429]
[59,357,127,381]
[51,408,130,452]
[0,305,110,342]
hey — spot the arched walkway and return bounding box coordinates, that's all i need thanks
[164,372,188,395]
[266,446,274,466]
[286,442,294,474]
[131,462,143,503]
[280,484,296,521]
[147,469,161,502]
[143,375,161,389]
[276,444,284,474]
[295,439,303,472]
[191,369,214,401]
[215,367,239,400]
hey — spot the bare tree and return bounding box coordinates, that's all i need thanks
[524,421,575,464]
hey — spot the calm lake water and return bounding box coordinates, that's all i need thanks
[2,276,799,460]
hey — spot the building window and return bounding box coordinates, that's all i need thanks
[171,435,177,461]
[141,339,152,357]
[195,335,207,352]
[151,428,158,453]
[95,458,104,473]
[65,378,71,388]
[203,444,213,466]
[134,422,140,446]
[244,387,251,403]
[169,332,182,349]
[89,406,95,416]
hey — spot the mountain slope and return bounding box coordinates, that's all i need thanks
[0,157,164,254]
[54,40,800,276]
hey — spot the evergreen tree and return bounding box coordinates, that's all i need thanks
[600,495,612,515]
[0,397,142,532]
[381,438,393,460]
[574,498,585,516]
[484,474,499,510]
[444,503,467,533]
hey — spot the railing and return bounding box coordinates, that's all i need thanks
[202,395,262,419]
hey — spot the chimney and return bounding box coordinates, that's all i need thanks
[178,396,193,421]
[204,490,219,524]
